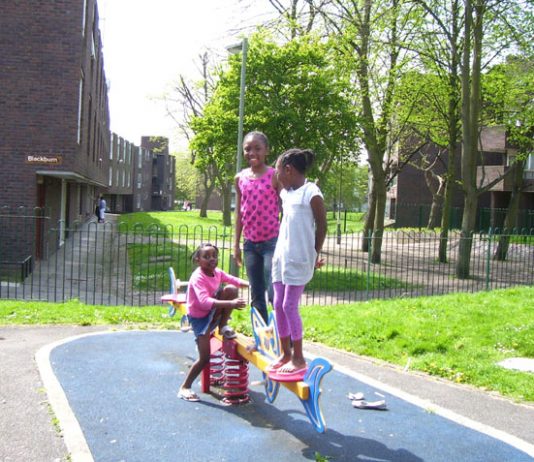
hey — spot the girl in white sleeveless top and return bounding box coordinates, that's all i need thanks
[269,149,327,375]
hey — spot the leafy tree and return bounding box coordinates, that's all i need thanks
[393,71,452,230]
[165,52,219,218]
[395,0,463,262]
[321,162,368,211]
[405,0,532,274]
[190,32,360,225]
[482,56,534,260]
[455,0,533,278]
[308,0,418,263]
[173,152,199,205]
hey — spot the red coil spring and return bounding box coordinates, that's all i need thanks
[209,349,225,386]
[221,355,250,405]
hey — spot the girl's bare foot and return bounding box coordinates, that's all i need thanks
[266,356,291,372]
[277,360,307,374]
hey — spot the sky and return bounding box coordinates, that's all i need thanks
[98,0,273,153]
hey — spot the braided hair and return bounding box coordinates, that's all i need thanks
[191,243,219,262]
[277,148,315,174]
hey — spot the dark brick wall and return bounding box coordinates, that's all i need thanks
[0,0,110,265]
[393,144,463,228]
[0,0,109,212]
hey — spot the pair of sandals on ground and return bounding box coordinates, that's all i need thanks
[347,392,387,410]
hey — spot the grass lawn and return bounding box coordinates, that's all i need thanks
[307,264,411,291]
[127,242,234,290]
[120,210,376,291]
[126,244,407,292]
[1,286,533,402]
[117,210,365,236]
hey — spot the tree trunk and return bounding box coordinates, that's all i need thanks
[199,172,215,218]
[361,176,376,252]
[371,176,387,264]
[428,198,443,229]
[456,193,478,279]
[439,144,458,262]
[494,160,525,260]
[222,184,232,227]
[456,0,484,279]
[439,0,460,263]
[424,169,444,230]
[438,175,452,262]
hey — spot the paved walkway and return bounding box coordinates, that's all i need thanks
[1,325,534,462]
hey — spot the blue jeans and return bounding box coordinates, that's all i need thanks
[243,237,277,323]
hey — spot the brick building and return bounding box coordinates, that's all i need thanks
[0,0,110,269]
[0,0,176,276]
[387,127,534,229]
[387,142,464,228]
[475,126,534,229]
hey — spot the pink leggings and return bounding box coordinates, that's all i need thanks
[273,281,305,341]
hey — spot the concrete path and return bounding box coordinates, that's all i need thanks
[3,326,532,462]
[0,325,106,462]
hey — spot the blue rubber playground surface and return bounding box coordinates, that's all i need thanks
[48,331,533,462]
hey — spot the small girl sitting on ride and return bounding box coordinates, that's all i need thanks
[178,243,249,402]
[269,148,327,376]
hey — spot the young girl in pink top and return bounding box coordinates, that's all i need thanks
[178,243,249,402]
[234,131,280,323]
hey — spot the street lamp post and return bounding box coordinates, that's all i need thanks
[227,38,248,174]
[227,38,248,275]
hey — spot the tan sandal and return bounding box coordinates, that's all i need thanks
[178,388,200,402]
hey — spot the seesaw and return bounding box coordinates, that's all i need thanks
[161,267,333,433]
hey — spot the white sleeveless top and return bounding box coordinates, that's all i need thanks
[272,182,323,285]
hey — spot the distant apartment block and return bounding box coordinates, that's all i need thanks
[106,134,175,213]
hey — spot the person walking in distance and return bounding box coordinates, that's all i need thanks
[98,195,106,223]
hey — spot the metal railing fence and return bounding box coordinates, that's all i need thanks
[390,204,534,232]
[1,215,532,307]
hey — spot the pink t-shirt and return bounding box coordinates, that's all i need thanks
[186,267,246,318]
[237,167,280,242]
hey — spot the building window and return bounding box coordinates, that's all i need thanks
[77,76,84,144]
[91,31,96,60]
[81,0,87,35]
[110,133,113,160]
[527,154,534,171]
[108,167,113,186]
